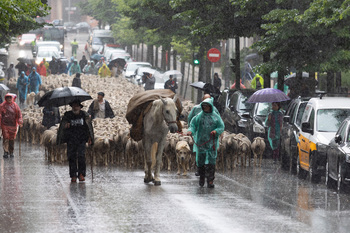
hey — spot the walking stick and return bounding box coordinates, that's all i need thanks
[89,144,94,182]
[18,126,21,157]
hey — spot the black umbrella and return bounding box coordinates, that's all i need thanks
[190,81,206,90]
[109,58,126,68]
[284,72,318,87]
[37,90,53,107]
[17,57,35,64]
[46,87,92,107]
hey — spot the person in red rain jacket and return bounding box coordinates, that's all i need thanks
[0,93,23,158]
[36,61,47,77]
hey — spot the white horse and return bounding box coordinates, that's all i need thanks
[143,96,179,185]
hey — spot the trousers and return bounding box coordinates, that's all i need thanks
[67,142,86,178]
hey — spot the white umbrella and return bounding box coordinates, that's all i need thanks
[140,67,156,75]
[163,70,182,77]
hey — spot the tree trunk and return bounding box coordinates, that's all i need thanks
[224,40,231,89]
[336,72,341,93]
[277,69,285,92]
[155,46,159,68]
[197,47,206,103]
[161,49,166,71]
[180,61,185,95]
[326,72,334,94]
[141,43,144,62]
[263,52,270,88]
[235,36,240,89]
[173,50,177,70]
[146,44,153,66]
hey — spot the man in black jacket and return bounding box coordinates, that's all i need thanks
[88,92,115,119]
[57,100,94,182]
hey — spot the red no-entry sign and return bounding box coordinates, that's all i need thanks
[207,48,221,63]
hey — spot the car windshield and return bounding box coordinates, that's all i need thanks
[238,95,254,111]
[256,103,271,117]
[93,37,114,45]
[37,50,59,58]
[317,109,350,132]
[22,34,35,40]
[127,64,150,71]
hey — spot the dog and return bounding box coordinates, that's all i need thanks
[176,140,192,176]
[251,137,266,167]
[26,92,36,106]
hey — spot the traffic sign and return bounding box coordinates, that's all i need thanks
[207,48,221,63]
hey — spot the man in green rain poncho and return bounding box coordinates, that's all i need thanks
[187,97,224,188]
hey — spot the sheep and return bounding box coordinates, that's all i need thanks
[251,137,266,167]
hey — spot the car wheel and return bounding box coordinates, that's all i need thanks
[309,152,320,183]
[325,160,333,188]
[297,155,307,179]
[337,163,344,193]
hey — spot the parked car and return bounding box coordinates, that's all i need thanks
[124,62,152,79]
[18,34,36,47]
[33,41,63,57]
[280,97,310,172]
[298,96,350,183]
[64,22,77,33]
[76,22,91,33]
[325,117,350,192]
[35,46,61,65]
[217,89,256,138]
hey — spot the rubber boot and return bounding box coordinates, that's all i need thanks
[198,166,205,187]
[206,164,215,188]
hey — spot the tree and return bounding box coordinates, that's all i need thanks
[0,0,50,45]
[78,0,119,28]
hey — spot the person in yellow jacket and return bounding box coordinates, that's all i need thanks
[98,63,111,77]
[71,39,79,57]
[250,74,264,90]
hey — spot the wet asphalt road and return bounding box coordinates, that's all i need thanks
[4,33,350,233]
[1,141,350,233]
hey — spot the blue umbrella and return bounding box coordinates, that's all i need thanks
[247,88,290,103]
[90,53,105,61]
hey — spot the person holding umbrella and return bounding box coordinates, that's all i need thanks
[16,71,29,106]
[142,72,155,90]
[0,93,23,158]
[56,100,94,182]
[164,75,178,93]
[265,102,283,163]
[28,67,42,94]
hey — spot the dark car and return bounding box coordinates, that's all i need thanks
[64,22,77,33]
[280,97,309,172]
[325,117,350,192]
[76,22,91,33]
[217,89,256,137]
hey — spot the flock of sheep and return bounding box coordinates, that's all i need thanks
[7,74,266,174]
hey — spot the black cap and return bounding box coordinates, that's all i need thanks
[97,92,105,97]
[69,100,83,108]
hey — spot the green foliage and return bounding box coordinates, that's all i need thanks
[0,0,50,45]
[78,0,119,26]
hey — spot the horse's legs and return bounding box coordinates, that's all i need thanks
[143,140,154,183]
[154,141,165,186]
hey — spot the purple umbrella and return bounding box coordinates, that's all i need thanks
[247,88,290,103]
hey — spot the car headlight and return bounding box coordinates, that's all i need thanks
[60,44,63,49]
[237,119,247,127]
[253,123,265,134]
[19,41,25,46]
[35,60,40,65]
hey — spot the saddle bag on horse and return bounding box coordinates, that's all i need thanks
[126,89,183,141]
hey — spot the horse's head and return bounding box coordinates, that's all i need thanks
[160,96,178,133]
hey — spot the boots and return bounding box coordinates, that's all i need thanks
[198,166,205,187]
[206,164,215,188]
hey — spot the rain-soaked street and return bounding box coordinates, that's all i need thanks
[1,141,350,233]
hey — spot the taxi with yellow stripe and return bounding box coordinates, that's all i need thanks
[297,96,350,183]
